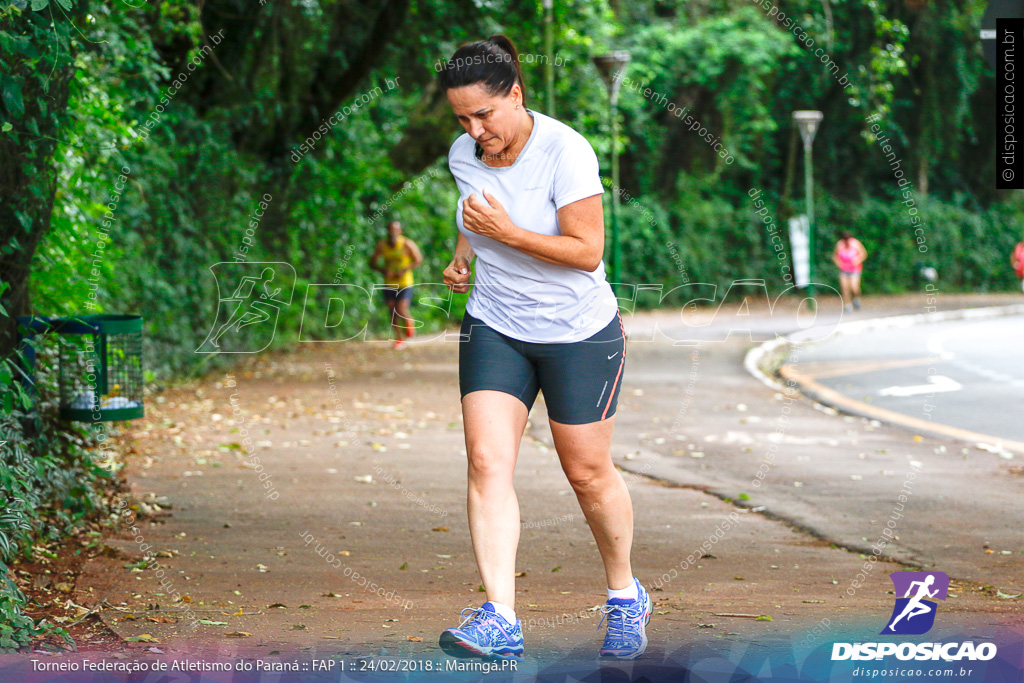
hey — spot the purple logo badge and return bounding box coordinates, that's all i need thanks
[881,571,949,635]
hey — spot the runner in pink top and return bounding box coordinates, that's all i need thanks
[835,241,862,273]
[832,232,868,311]
[1012,241,1024,293]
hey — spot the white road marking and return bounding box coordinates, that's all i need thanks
[878,375,962,397]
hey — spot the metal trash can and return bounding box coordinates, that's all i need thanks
[16,315,144,422]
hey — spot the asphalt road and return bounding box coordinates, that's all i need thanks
[789,313,1024,444]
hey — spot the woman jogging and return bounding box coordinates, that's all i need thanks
[437,35,650,662]
[833,231,868,312]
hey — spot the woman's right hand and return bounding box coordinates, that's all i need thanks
[443,256,472,293]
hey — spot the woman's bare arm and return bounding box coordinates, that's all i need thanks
[462,190,605,272]
[506,194,605,272]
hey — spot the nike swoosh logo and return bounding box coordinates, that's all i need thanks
[607,352,619,360]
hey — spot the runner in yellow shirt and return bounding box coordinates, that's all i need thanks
[370,220,423,349]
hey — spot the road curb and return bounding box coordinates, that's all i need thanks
[743,302,1024,450]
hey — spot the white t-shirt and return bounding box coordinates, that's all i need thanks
[448,109,618,343]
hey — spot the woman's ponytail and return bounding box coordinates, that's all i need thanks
[438,34,527,106]
[487,34,526,105]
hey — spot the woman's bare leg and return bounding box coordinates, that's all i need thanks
[839,273,853,305]
[550,416,634,590]
[462,390,529,608]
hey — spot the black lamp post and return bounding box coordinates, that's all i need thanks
[793,110,823,307]
[592,51,631,290]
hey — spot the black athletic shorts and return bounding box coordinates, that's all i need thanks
[458,310,626,425]
[382,286,414,304]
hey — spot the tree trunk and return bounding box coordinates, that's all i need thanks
[1,4,89,357]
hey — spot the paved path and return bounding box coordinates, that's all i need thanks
[52,294,1023,668]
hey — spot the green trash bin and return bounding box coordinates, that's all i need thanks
[18,314,145,422]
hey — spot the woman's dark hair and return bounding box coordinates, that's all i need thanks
[839,231,852,242]
[438,34,527,106]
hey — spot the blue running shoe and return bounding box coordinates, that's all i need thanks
[439,602,525,661]
[597,578,652,659]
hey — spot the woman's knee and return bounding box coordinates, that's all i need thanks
[467,446,515,482]
[565,462,615,492]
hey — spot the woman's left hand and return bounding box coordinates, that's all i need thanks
[463,189,517,244]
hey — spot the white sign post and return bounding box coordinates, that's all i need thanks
[788,214,810,288]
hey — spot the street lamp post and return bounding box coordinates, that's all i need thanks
[592,51,631,290]
[793,110,823,309]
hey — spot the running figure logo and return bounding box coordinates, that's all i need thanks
[881,571,949,635]
[196,262,295,353]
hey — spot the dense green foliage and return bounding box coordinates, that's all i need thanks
[0,0,1019,649]
[0,286,111,650]
[7,0,1018,372]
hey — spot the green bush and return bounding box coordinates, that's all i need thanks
[0,289,113,652]
[614,185,1024,306]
